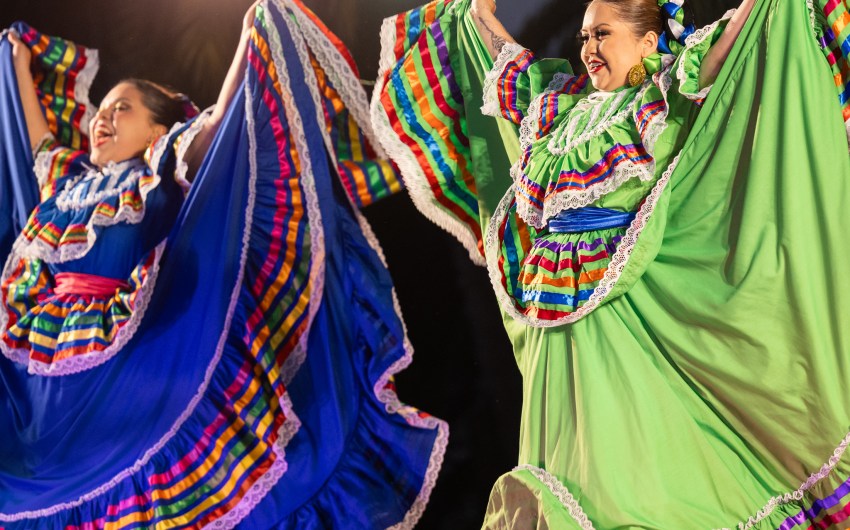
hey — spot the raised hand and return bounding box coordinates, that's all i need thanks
[8,30,32,72]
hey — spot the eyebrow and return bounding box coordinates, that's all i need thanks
[579,23,613,32]
[99,97,132,110]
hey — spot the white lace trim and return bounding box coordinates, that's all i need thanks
[33,142,57,190]
[514,465,595,530]
[15,161,162,264]
[76,47,100,137]
[546,89,634,156]
[31,131,56,162]
[486,152,681,327]
[0,239,164,373]
[55,158,144,211]
[267,0,327,389]
[174,108,214,193]
[721,431,850,530]
[280,6,449,527]
[204,40,310,525]
[370,12,486,266]
[676,10,736,102]
[288,3,387,159]
[481,42,528,117]
[203,394,301,530]
[806,0,817,40]
[511,71,671,229]
[510,431,850,530]
[0,57,273,523]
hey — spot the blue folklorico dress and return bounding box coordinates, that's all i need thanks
[0,1,446,528]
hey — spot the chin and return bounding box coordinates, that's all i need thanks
[89,152,105,167]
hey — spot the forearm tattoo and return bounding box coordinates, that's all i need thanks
[478,16,507,52]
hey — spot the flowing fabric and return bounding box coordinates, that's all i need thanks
[0,1,446,528]
[372,0,850,528]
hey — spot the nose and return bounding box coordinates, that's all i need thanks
[94,107,112,123]
[583,39,598,58]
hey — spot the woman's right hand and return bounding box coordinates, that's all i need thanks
[8,30,33,71]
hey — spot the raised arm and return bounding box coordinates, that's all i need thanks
[181,0,260,179]
[470,0,518,59]
[698,0,757,87]
[8,30,51,152]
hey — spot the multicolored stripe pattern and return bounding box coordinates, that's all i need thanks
[1,9,315,527]
[492,194,625,320]
[1,249,155,364]
[310,53,403,207]
[496,49,537,124]
[374,0,486,262]
[548,143,652,193]
[15,22,96,151]
[3,2,446,527]
[774,473,850,529]
[34,137,89,201]
[815,0,850,133]
[20,159,152,258]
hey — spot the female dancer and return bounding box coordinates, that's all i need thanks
[372,0,850,526]
[0,0,446,527]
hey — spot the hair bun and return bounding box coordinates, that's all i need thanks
[176,93,200,120]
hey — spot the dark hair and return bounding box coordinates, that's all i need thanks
[590,0,664,38]
[119,78,192,128]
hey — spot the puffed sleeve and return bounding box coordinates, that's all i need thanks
[480,43,587,124]
[672,11,734,106]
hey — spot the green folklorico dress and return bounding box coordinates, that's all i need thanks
[371,0,850,527]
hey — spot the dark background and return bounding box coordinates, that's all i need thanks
[1,1,734,527]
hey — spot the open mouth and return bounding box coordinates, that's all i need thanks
[93,129,114,148]
[587,60,606,74]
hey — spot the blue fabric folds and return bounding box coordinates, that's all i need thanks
[0,33,39,259]
[547,207,636,233]
[0,2,446,528]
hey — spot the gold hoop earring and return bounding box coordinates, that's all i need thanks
[627,62,647,87]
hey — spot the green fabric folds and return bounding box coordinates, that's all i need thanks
[373,0,850,527]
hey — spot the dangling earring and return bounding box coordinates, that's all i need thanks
[627,62,647,87]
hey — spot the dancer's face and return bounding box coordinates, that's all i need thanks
[89,82,166,167]
[580,2,658,91]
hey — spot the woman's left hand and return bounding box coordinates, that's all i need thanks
[243,0,263,34]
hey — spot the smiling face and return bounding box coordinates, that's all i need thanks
[89,82,167,167]
[580,1,658,91]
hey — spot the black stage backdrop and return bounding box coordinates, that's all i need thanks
[1,1,734,527]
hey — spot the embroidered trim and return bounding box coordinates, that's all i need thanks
[0,240,166,376]
[546,90,634,156]
[481,42,528,117]
[208,36,311,523]
[31,132,56,160]
[208,394,301,529]
[514,465,595,530]
[511,71,671,229]
[288,3,387,159]
[370,13,486,266]
[723,431,850,530]
[55,159,144,211]
[33,143,57,190]
[15,162,163,264]
[805,0,816,37]
[485,153,681,327]
[282,6,449,527]
[676,10,736,102]
[174,108,214,193]
[266,0,327,388]
[76,47,100,137]
[0,56,271,524]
